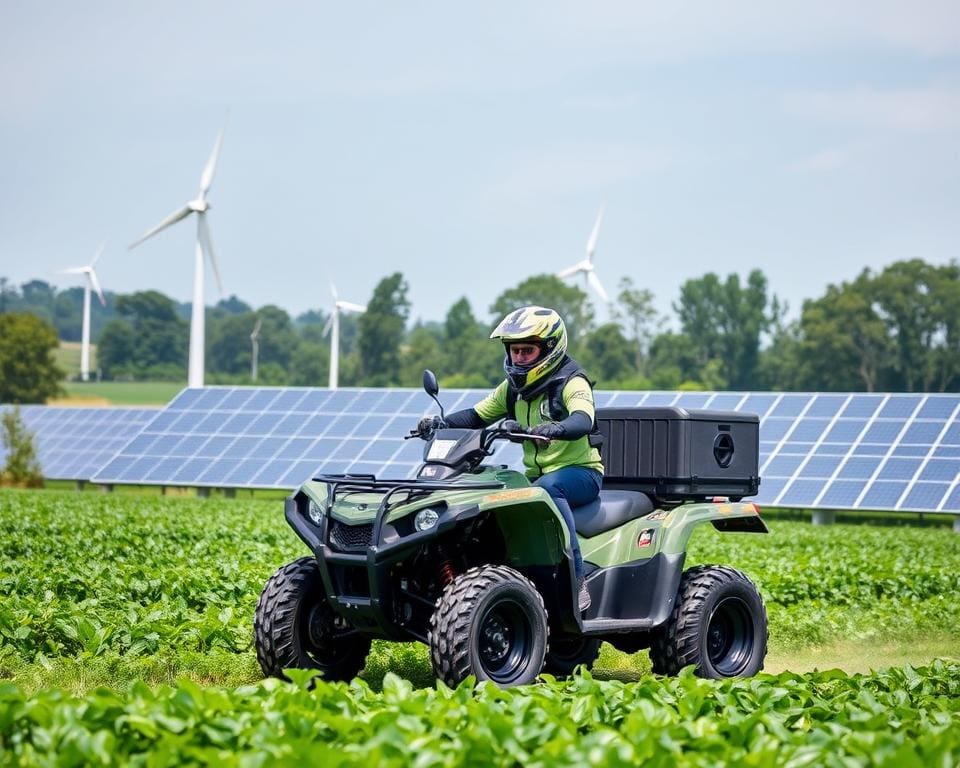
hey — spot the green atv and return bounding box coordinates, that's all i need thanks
[255,371,769,688]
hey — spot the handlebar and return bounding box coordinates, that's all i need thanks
[406,421,549,445]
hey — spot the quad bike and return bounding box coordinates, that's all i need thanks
[254,371,769,688]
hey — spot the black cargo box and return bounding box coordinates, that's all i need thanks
[595,407,760,501]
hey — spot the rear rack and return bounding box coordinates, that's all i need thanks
[312,472,505,545]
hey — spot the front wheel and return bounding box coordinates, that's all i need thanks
[429,565,548,688]
[254,556,370,682]
[650,565,767,679]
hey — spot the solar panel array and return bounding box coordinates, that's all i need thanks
[92,387,484,490]
[0,406,158,481]
[87,386,960,514]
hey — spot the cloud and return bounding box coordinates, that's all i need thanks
[488,146,673,202]
[787,148,848,174]
[541,0,960,59]
[782,85,960,133]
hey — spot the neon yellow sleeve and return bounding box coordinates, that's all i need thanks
[473,380,509,423]
[563,376,596,419]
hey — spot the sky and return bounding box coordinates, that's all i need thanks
[1,1,959,330]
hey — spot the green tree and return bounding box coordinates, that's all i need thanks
[870,260,960,392]
[0,313,64,403]
[792,277,891,391]
[358,273,410,386]
[215,295,252,315]
[442,297,501,385]
[576,323,635,385]
[674,270,783,389]
[252,306,299,373]
[613,276,662,376]
[289,340,328,387]
[490,274,593,339]
[97,291,188,379]
[1,406,43,487]
[18,280,57,325]
[295,309,332,345]
[207,312,257,377]
[400,323,444,386]
[648,331,726,390]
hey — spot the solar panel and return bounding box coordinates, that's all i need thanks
[84,387,960,514]
[0,406,158,481]
[92,387,479,490]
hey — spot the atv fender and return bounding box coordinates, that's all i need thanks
[658,501,768,556]
[478,486,571,568]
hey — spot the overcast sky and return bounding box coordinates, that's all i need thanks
[2,1,958,329]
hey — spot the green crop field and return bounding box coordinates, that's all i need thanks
[2,489,959,764]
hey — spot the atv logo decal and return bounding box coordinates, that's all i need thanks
[645,511,670,521]
[637,529,655,548]
[484,488,541,503]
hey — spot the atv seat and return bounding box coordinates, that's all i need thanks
[572,490,655,538]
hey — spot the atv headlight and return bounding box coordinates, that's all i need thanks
[307,499,323,525]
[414,507,440,532]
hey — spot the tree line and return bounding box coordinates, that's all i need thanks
[1,258,959,402]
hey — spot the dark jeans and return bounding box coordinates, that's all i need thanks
[535,466,602,583]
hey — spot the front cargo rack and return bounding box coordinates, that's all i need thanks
[311,472,505,542]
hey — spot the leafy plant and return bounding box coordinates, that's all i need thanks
[0,407,43,487]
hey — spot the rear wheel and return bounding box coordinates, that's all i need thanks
[542,637,602,676]
[650,565,767,679]
[429,565,548,688]
[254,556,370,682]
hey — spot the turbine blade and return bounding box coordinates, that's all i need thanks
[199,122,226,198]
[330,282,339,302]
[337,301,366,313]
[197,212,223,294]
[587,270,609,303]
[91,240,107,267]
[88,268,106,306]
[321,311,334,337]
[586,205,604,262]
[59,267,87,275]
[559,259,594,279]
[129,204,192,249]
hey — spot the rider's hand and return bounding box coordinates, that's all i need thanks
[529,422,565,440]
[501,419,523,433]
[417,415,446,434]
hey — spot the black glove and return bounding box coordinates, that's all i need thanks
[529,422,566,440]
[501,419,523,433]
[417,415,446,434]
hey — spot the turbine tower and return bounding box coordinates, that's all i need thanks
[60,242,107,382]
[557,205,609,303]
[322,283,366,390]
[129,124,226,388]
[250,317,261,383]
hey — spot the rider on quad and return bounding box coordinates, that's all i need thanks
[418,305,603,612]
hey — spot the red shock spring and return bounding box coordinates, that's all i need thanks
[439,561,457,587]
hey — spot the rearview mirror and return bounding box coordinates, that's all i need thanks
[422,369,439,398]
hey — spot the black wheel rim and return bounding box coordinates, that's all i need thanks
[477,598,532,685]
[705,596,754,676]
[299,600,355,667]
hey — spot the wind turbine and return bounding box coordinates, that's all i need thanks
[129,124,226,388]
[250,317,261,383]
[557,205,609,303]
[59,242,107,382]
[322,283,366,389]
